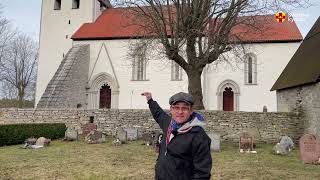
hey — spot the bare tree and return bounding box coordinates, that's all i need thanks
[0,4,17,100]
[0,5,16,69]
[0,33,38,108]
[117,0,309,109]
[0,82,16,99]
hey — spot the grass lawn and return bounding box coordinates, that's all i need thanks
[0,137,319,180]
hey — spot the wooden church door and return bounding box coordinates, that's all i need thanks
[223,87,234,111]
[99,84,111,109]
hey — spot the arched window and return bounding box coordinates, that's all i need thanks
[99,0,107,11]
[171,61,182,81]
[72,0,80,9]
[132,58,147,81]
[54,0,61,10]
[244,54,257,85]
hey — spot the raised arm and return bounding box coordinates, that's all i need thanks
[141,92,170,130]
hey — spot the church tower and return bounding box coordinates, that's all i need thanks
[36,0,111,106]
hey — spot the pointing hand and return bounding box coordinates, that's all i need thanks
[141,92,152,101]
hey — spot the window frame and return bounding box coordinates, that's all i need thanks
[100,1,107,11]
[132,58,148,81]
[244,54,257,85]
[72,0,80,9]
[171,61,183,81]
[54,0,61,10]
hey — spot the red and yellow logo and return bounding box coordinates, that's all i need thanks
[275,12,286,23]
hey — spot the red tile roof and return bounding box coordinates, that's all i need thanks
[72,8,303,42]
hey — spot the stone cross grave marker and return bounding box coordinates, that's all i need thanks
[299,134,320,164]
[239,132,253,152]
[125,128,138,141]
[207,132,221,152]
[83,123,97,136]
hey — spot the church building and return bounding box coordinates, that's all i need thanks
[36,0,303,111]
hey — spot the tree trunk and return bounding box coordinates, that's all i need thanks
[187,69,205,110]
[18,88,25,108]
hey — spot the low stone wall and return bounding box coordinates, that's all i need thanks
[0,108,304,143]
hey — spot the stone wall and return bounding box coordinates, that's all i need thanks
[277,82,320,137]
[0,108,304,143]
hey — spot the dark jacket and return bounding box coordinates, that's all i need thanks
[148,99,212,180]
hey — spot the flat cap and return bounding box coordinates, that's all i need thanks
[169,92,194,105]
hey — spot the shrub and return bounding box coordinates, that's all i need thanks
[0,123,67,146]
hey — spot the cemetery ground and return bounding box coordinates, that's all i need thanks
[0,137,319,180]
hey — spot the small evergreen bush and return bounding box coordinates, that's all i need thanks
[0,123,66,146]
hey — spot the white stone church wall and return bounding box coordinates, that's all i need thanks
[74,40,300,111]
[75,40,189,109]
[205,43,300,112]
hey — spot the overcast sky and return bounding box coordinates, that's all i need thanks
[1,0,320,41]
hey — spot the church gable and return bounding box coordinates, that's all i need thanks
[88,43,120,87]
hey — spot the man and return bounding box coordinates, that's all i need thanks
[142,92,212,180]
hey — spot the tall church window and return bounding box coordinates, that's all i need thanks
[244,54,257,85]
[54,0,61,10]
[132,58,147,81]
[171,61,182,81]
[72,0,80,9]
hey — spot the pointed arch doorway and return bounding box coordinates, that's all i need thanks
[217,80,240,111]
[87,73,119,109]
[223,87,234,111]
[99,84,111,109]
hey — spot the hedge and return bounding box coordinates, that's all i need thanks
[0,123,67,146]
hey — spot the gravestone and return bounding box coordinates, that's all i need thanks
[83,123,97,136]
[207,132,221,152]
[239,132,253,152]
[23,137,37,148]
[154,132,163,153]
[116,127,127,143]
[247,128,260,146]
[85,130,106,144]
[273,135,295,155]
[25,137,37,145]
[64,127,78,141]
[299,134,320,164]
[273,143,290,155]
[35,137,51,146]
[112,138,122,146]
[125,128,138,141]
[279,136,294,150]
[263,105,268,112]
[142,132,154,146]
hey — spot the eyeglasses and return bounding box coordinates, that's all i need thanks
[171,105,191,112]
